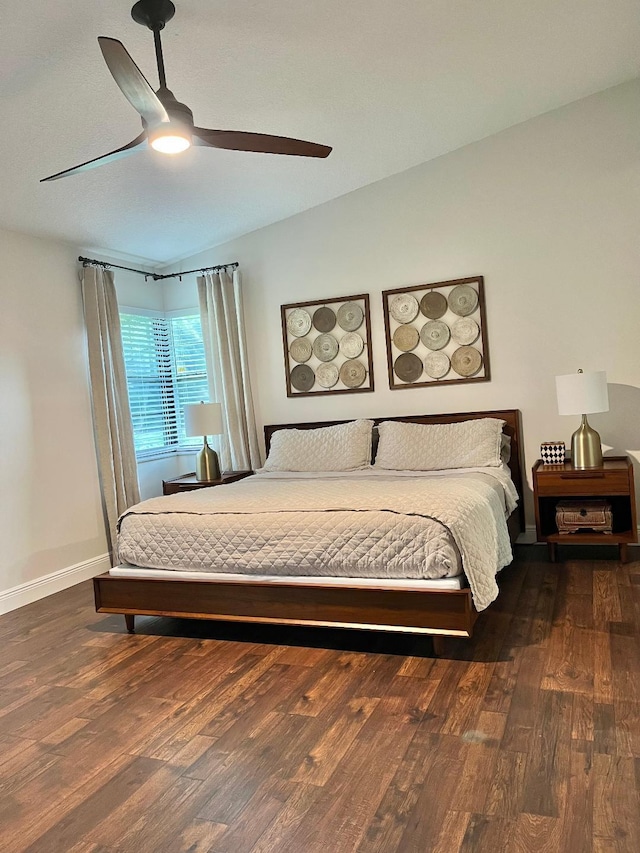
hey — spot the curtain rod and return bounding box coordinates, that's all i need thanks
[78,256,239,282]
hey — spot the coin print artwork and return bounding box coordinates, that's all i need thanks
[448,284,479,317]
[339,332,364,359]
[420,320,450,351]
[286,308,312,337]
[289,337,312,363]
[420,291,447,319]
[451,317,479,346]
[312,333,339,362]
[282,295,374,396]
[337,302,364,332]
[392,325,420,352]
[340,359,367,388]
[383,277,489,389]
[316,362,340,388]
[389,294,419,324]
[424,351,451,379]
[312,306,337,333]
[451,346,483,377]
[393,352,423,383]
[290,364,315,392]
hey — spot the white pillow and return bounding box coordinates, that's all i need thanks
[263,419,374,472]
[374,418,505,471]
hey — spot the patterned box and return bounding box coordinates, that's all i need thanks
[540,441,565,465]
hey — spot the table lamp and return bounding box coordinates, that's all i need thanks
[555,370,609,469]
[184,402,223,481]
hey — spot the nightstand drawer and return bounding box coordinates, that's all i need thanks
[535,470,630,497]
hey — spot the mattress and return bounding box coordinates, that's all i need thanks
[109,565,467,590]
[117,467,517,611]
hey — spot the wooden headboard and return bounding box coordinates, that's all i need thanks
[264,409,525,537]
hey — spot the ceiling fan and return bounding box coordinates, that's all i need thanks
[41,0,332,182]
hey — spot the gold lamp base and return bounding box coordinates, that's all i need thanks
[196,437,221,481]
[571,415,603,469]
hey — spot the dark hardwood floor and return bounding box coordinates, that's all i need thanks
[1,551,639,852]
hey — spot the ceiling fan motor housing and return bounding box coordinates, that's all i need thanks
[146,87,194,148]
[156,88,193,124]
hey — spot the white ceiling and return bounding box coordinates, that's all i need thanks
[2,0,639,264]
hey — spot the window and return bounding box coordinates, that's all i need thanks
[120,310,209,458]
[171,315,210,446]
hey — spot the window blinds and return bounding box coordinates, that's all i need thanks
[120,312,209,458]
[170,315,210,448]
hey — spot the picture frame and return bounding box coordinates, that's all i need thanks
[382,276,490,390]
[280,293,374,397]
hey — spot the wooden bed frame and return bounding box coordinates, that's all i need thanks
[93,409,524,652]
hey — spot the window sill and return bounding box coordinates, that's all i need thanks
[136,448,199,464]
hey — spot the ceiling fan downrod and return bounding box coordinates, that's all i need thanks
[131,0,176,88]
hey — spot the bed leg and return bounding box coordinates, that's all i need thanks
[432,636,446,657]
[124,614,135,634]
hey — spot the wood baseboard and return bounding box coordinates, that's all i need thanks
[0,554,111,615]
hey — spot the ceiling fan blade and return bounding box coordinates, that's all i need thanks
[193,127,331,158]
[41,133,147,182]
[98,37,169,125]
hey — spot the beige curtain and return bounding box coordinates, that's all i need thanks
[197,267,261,471]
[82,266,140,562]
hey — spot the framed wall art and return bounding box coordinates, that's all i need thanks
[281,294,374,397]
[382,276,490,390]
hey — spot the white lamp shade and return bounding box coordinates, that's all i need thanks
[184,402,223,437]
[555,371,609,416]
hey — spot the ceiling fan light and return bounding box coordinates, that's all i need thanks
[150,133,191,154]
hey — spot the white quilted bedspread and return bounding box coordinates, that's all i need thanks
[118,472,514,611]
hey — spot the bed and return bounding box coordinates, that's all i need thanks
[93,409,525,652]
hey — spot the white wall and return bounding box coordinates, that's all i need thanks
[0,228,110,607]
[115,266,164,313]
[162,80,640,526]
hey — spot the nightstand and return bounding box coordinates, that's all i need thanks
[162,470,252,495]
[532,457,637,562]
